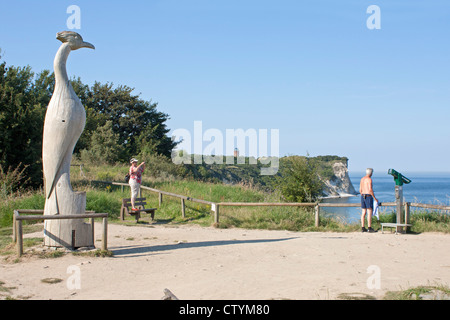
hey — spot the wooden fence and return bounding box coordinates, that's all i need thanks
[94,181,450,227]
[13,210,108,257]
[13,182,448,257]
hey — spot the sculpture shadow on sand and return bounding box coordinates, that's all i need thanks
[110,237,298,258]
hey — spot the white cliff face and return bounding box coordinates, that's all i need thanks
[321,161,357,197]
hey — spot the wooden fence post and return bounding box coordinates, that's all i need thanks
[214,204,220,225]
[159,192,163,207]
[17,220,23,257]
[102,217,108,251]
[315,205,320,228]
[12,212,16,243]
[90,218,95,245]
[181,198,186,218]
[405,202,411,233]
[71,230,76,250]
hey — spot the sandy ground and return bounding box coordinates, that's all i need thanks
[1,222,450,300]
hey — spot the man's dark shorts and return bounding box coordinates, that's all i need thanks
[361,194,374,210]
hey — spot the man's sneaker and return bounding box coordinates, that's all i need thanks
[368,227,376,233]
[362,227,368,232]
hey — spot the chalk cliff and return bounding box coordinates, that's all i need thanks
[180,154,357,198]
[321,161,357,197]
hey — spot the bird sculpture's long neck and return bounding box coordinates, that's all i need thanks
[54,43,71,85]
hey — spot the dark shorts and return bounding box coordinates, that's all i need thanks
[361,194,374,210]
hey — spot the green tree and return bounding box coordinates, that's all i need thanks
[277,156,324,202]
[80,120,125,164]
[0,52,50,188]
[137,124,161,158]
[79,82,177,159]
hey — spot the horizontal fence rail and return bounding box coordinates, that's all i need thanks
[93,180,450,227]
[215,202,399,227]
[217,202,316,207]
[409,203,450,211]
[217,202,397,207]
[94,180,216,220]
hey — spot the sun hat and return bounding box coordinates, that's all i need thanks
[130,158,138,164]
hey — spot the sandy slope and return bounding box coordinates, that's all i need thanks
[1,223,449,300]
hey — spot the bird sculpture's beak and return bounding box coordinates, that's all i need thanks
[82,42,95,50]
[56,32,65,42]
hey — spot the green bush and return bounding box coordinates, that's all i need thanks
[275,156,324,203]
[80,121,125,164]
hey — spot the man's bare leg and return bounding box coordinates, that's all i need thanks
[361,209,367,229]
[367,209,373,228]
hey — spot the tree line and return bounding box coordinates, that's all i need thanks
[0,50,177,190]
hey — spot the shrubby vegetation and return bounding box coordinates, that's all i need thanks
[275,156,324,202]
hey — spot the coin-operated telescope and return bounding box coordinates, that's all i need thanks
[388,169,412,232]
[388,169,412,186]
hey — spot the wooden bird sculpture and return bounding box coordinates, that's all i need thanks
[42,31,95,248]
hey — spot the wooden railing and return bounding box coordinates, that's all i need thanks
[14,181,448,257]
[94,180,217,220]
[13,210,108,257]
[93,180,450,227]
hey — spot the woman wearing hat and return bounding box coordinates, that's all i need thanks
[129,158,145,211]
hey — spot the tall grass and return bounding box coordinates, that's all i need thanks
[70,162,128,182]
[85,187,128,219]
[409,210,450,233]
[0,163,30,199]
[216,205,357,232]
[149,179,269,203]
[0,191,45,228]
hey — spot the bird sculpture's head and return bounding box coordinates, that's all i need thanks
[56,31,95,50]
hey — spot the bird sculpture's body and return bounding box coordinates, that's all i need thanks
[43,31,95,248]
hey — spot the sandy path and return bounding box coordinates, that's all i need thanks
[1,223,449,300]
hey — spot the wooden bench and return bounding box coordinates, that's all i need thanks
[120,198,157,223]
[381,223,412,234]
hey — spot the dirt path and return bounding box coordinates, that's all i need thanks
[1,223,449,300]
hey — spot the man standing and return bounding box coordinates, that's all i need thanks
[360,168,378,233]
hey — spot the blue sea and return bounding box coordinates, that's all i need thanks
[321,172,450,223]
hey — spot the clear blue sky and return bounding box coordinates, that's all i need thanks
[1,0,449,174]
